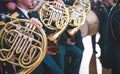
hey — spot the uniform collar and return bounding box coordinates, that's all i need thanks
[17,6,29,18]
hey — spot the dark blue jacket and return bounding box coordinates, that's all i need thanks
[100,1,120,69]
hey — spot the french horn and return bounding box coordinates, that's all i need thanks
[38,1,69,53]
[66,0,91,37]
[67,5,86,36]
[0,18,47,74]
[80,0,91,14]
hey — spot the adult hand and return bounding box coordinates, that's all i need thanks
[66,38,76,45]
[29,17,43,29]
[47,50,57,55]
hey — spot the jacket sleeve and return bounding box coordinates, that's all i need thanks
[110,8,120,41]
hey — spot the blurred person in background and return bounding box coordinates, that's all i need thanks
[100,0,120,74]
[6,1,16,13]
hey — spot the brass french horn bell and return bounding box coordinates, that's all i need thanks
[0,19,47,74]
[80,0,91,14]
[66,0,91,37]
[67,6,86,36]
[39,1,69,53]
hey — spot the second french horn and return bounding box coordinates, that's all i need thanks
[67,0,91,36]
[67,5,86,36]
[38,1,69,53]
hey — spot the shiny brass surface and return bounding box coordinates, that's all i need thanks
[39,1,69,53]
[67,6,86,36]
[0,19,47,74]
[80,0,91,14]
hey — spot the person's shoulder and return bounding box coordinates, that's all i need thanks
[110,5,120,15]
[109,4,120,25]
[9,7,20,18]
[9,11,19,18]
[4,11,19,23]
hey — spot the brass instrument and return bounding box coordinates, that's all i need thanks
[80,0,91,14]
[0,18,47,74]
[66,0,91,37]
[38,1,69,53]
[32,0,46,11]
[67,6,86,36]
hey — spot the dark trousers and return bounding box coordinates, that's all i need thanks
[32,54,63,74]
[43,54,63,74]
[50,44,83,74]
[52,45,66,73]
[58,44,83,74]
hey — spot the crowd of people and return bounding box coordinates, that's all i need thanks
[0,0,120,74]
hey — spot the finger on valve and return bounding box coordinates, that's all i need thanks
[29,18,43,29]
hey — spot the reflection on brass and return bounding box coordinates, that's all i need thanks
[67,6,86,36]
[39,1,69,53]
[0,19,47,74]
[80,0,91,14]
